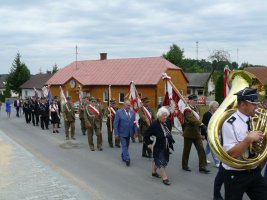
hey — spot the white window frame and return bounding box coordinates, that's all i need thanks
[103,91,108,102]
[119,92,125,103]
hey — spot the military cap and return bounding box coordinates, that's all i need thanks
[110,98,116,103]
[66,96,71,100]
[235,87,260,104]
[89,97,96,101]
[141,97,150,103]
[188,94,198,100]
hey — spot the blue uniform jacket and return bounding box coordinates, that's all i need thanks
[113,109,137,137]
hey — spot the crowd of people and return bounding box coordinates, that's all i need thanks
[1,88,267,199]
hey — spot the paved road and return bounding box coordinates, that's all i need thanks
[0,108,251,200]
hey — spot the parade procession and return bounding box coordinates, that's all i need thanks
[1,51,267,200]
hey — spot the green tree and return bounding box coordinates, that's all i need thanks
[208,50,231,73]
[52,63,59,73]
[231,62,238,70]
[163,44,184,69]
[7,53,31,95]
[3,83,11,98]
[215,73,224,104]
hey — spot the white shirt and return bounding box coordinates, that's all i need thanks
[222,110,250,170]
[49,104,58,112]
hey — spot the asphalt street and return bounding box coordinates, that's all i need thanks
[0,108,251,200]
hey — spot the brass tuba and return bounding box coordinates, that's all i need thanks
[208,70,267,169]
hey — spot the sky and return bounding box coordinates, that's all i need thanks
[1,0,267,74]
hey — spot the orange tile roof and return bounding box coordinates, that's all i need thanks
[46,57,186,86]
[245,67,267,85]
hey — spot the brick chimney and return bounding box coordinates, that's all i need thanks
[100,53,107,60]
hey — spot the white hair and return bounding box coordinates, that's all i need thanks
[209,101,219,109]
[156,106,170,118]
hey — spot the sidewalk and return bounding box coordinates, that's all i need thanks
[0,129,93,200]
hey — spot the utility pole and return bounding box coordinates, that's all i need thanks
[196,41,199,61]
[237,48,239,67]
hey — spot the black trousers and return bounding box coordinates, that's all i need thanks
[224,167,267,200]
[16,107,19,117]
[31,112,35,125]
[40,116,49,129]
[25,111,31,123]
[35,113,39,125]
[214,163,224,198]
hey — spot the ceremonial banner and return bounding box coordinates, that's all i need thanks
[129,81,151,126]
[224,65,231,98]
[161,73,200,131]
[33,87,39,99]
[129,81,142,113]
[59,86,67,108]
[41,86,48,98]
[47,85,52,105]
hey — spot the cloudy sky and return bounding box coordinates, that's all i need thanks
[1,0,267,74]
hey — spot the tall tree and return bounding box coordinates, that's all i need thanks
[52,63,59,73]
[7,53,31,95]
[208,50,231,73]
[163,44,184,69]
[215,74,224,104]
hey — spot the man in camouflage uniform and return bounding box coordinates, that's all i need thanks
[106,99,120,148]
[79,96,88,135]
[84,97,103,151]
[63,96,76,140]
[138,97,155,158]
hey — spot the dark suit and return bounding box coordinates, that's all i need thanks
[144,119,174,167]
[114,109,137,162]
[14,99,21,117]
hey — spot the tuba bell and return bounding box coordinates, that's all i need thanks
[208,70,267,169]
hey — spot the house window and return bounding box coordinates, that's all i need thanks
[103,91,108,102]
[82,92,87,99]
[158,96,164,108]
[187,89,192,95]
[197,90,204,96]
[119,92,125,103]
[25,90,28,97]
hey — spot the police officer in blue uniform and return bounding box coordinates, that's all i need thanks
[222,87,267,200]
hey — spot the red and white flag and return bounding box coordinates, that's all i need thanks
[129,81,142,113]
[129,81,151,127]
[33,87,39,99]
[224,65,231,98]
[162,75,187,130]
[59,86,67,105]
[161,73,203,132]
[41,86,48,98]
[143,106,152,125]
